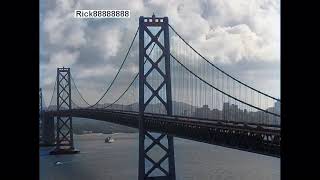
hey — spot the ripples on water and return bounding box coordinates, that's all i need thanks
[40,133,280,180]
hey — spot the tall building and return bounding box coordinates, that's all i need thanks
[195,105,210,118]
[274,101,280,113]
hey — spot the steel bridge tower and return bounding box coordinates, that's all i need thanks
[50,67,79,154]
[139,15,176,180]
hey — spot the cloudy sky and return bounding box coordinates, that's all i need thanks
[40,0,280,105]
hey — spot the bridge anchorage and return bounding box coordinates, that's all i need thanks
[138,15,176,180]
[49,67,79,154]
[39,88,43,143]
[39,88,55,147]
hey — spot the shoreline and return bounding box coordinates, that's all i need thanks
[74,132,137,136]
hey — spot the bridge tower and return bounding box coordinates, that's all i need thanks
[50,67,79,154]
[138,15,176,180]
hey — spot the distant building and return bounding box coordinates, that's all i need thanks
[223,102,239,121]
[211,108,221,120]
[195,105,210,118]
[274,101,280,113]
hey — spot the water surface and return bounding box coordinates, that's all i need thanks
[40,133,280,180]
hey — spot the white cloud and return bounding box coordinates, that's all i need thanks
[75,65,118,79]
[40,0,280,101]
[42,49,79,88]
[191,24,278,63]
[44,0,87,49]
[49,49,79,67]
[89,26,123,59]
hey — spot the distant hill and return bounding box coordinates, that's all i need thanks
[48,101,200,134]
[99,101,198,115]
[72,117,137,134]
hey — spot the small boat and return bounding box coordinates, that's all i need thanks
[105,136,114,143]
[55,161,63,165]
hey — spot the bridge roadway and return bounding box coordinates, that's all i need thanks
[44,109,280,157]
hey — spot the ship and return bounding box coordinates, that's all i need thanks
[105,136,114,143]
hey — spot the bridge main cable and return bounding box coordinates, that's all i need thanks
[66,27,140,109]
[169,24,280,102]
[90,27,139,108]
[103,43,157,109]
[47,79,57,109]
[70,34,157,110]
[70,74,91,107]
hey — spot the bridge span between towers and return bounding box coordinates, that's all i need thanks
[45,108,280,157]
[40,15,280,180]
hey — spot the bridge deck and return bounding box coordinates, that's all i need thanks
[44,109,280,157]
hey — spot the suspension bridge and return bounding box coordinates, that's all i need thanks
[39,15,280,180]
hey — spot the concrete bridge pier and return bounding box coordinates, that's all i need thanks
[40,114,55,146]
[49,115,80,155]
